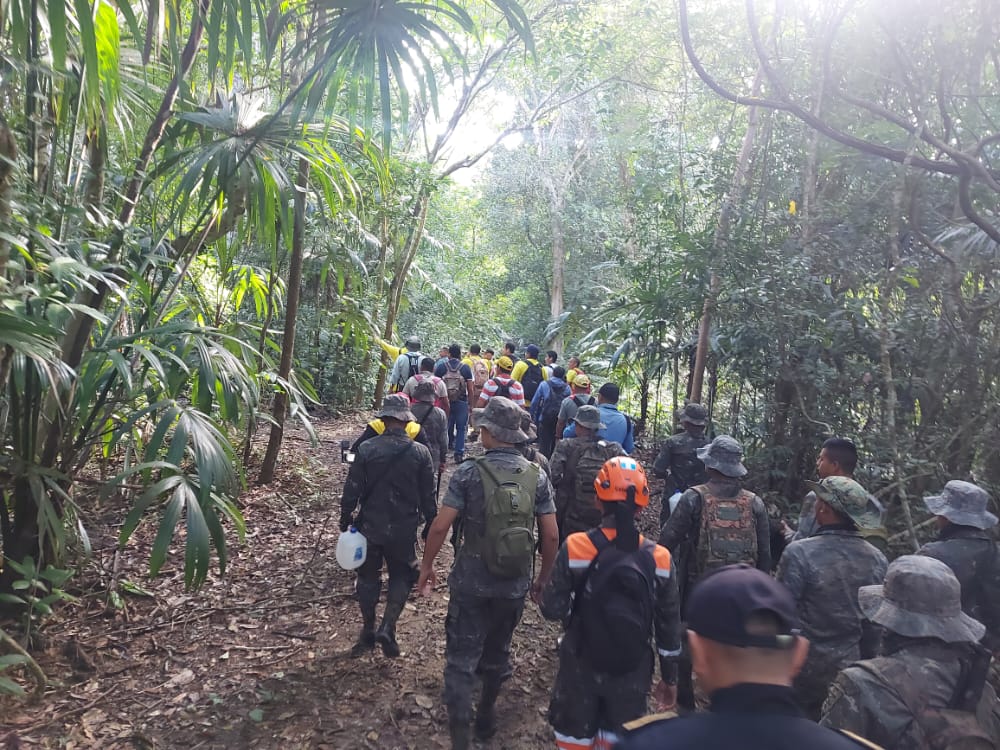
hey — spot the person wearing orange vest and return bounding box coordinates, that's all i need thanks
[540,457,681,750]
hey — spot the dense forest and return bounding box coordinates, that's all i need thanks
[1,0,999,723]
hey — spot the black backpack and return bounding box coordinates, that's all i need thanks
[572,394,596,408]
[490,377,512,399]
[541,382,569,421]
[399,352,422,387]
[572,529,656,676]
[522,362,544,402]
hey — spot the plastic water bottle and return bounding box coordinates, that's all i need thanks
[336,526,367,570]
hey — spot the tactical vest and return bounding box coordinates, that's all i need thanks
[693,484,758,575]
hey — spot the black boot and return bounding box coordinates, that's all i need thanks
[375,586,408,658]
[449,719,472,750]
[352,579,379,657]
[474,678,502,740]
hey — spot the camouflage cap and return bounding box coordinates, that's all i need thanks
[473,396,528,444]
[924,480,998,530]
[412,380,437,404]
[859,555,985,643]
[679,402,709,426]
[805,476,882,529]
[377,394,415,422]
[696,435,747,478]
[573,405,606,431]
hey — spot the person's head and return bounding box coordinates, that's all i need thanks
[484,349,494,360]
[679,402,709,436]
[439,346,450,359]
[448,343,462,359]
[525,344,540,360]
[807,476,881,530]
[469,344,482,356]
[495,355,514,374]
[552,366,566,381]
[412,380,437,404]
[377,394,416,426]
[594,456,650,550]
[504,341,516,356]
[685,565,808,695]
[923,480,998,532]
[404,335,421,352]
[517,409,537,446]
[420,356,435,373]
[697,435,747,480]
[546,350,558,365]
[568,356,580,370]
[572,373,591,393]
[472,396,528,449]
[573,405,605,439]
[597,382,620,405]
[816,437,857,479]
[859,555,985,645]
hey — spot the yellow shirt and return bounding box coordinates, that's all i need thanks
[376,336,403,360]
[510,358,548,383]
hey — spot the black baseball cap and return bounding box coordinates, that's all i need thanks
[686,565,800,649]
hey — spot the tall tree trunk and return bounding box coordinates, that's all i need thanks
[258,157,310,484]
[547,193,565,354]
[691,74,764,402]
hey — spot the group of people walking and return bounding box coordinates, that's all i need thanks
[338,336,1000,749]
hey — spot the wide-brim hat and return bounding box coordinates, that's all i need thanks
[858,555,985,643]
[473,396,528,443]
[697,436,747,478]
[573,405,606,431]
[377,395,416,422]
[805,476,882,530]
[924,480,998,530]
[678,402,709,426]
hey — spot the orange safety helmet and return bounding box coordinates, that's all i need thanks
[594,456,650,506]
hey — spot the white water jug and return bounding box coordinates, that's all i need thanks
[336,526,367,570]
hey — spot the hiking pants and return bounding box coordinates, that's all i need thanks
[549,634,653,750]
[537,414,558,459]
[443,593,526,723]
[355,538,418,604]
[448,399,469,460]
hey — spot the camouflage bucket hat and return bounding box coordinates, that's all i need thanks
[859,555,985,643]
[377,394,415,422]
[805,476,882,529]
[696,435,747,478]
[679,402,709,426]
[924,480,998,530]
[573,405,606,431]
[412,380,437,404]
[473,396,528,443]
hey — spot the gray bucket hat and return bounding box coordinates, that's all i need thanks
[697,435,747,478]
[377,395,415,422]
[859,555,985,643]
[679,402,709,426]
[473,396,528,443]
[573,405,606,431]
[412,380,437,404]
[924,480,998,530]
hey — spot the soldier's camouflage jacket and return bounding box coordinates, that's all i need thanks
[918,525,1000,651]
[777,527,888,707]
[340,428,437,546]
[652,432,709,492]
[821,637,1000,748]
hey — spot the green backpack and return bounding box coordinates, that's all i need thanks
[466,457,539,578]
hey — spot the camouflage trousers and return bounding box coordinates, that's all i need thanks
[549,631,652,747]
[443,593,526,723]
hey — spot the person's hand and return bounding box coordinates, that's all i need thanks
[339,516,352,533]
[417,566,436,596]
[530,577,544,605]
[653,680,677,712]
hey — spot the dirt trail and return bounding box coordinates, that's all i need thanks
[1,416,563,749]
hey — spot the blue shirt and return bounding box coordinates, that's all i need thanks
[563,402,634,453]
[529,377,569,423]
[434,358,474,401]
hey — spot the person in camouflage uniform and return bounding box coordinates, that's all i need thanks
[821,555,1000,748]
[776,476,888,718]
[541,457,681,750]
[789,437,859,542]
[658,435,771,711]
[917,480,1000,654]
[653,402,710,528]
[517,408,551,478]
[410,379,448,474]
[339,397,437,658]
[417,396,559,750]
[549,405,625,541]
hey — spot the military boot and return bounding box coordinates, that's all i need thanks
[351,579,380,657]
[449,719,472,750]
[473,678,503,741]
[374,585,408,658]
